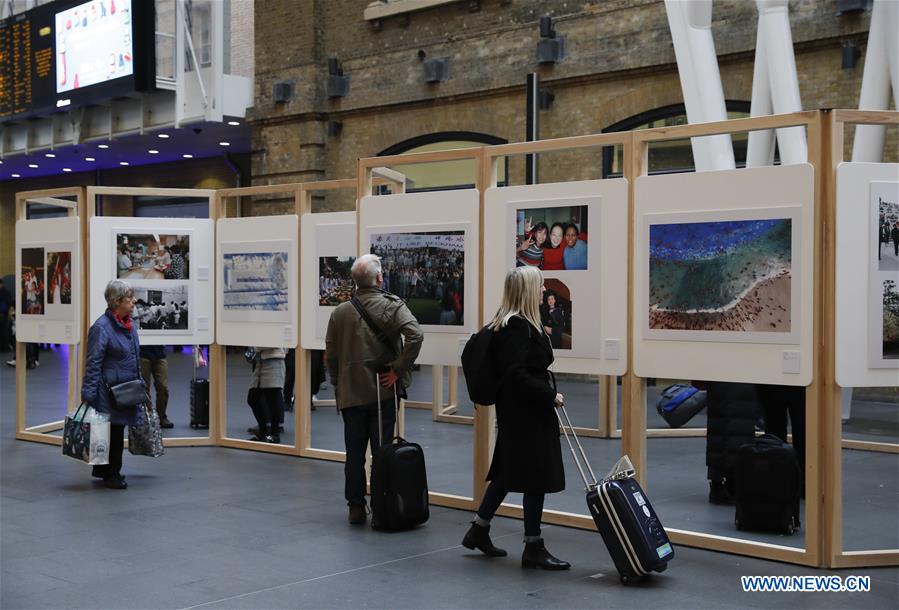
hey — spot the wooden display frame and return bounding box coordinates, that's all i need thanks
[826,109,899,568]
[14,187,86,446]
[87,186,217,447]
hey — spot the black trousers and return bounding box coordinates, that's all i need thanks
[477,479,545,537]
[250,388,285,436]
[341,400,396,507]
[92,424,124,478]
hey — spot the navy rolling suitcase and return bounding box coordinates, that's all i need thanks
[370,375,429,531]
[557,406,674,585]
[190,379,209,429]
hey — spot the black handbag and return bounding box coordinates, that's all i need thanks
[106,378,148,410]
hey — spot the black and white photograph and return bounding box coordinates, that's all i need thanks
[370,230,465,326]
[876,186,899,272]
[133,284,190,331]
[116,232,190,280]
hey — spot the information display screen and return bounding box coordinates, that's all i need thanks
[55,0,133,94]
[0,0,152,122]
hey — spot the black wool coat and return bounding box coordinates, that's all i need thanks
[486,315,565,494]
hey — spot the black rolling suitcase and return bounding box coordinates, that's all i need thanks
[190,379,209,429]
[557,406,674,585]
[370,375,429,531]
[734,434,801,535]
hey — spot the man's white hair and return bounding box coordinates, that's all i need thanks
[351,254,382,288]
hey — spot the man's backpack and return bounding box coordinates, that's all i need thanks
[461,325,499,406]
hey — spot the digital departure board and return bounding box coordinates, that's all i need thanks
[0,0,154,122]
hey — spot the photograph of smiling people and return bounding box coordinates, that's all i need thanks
[116,232,190,281]
[515,205,588,270]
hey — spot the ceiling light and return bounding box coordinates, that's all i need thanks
[12,173,21,177]
[63,168,72,172]
[182,154,193,159]
[119,161,129,166]
[227,121,240,126]
[98,144,109,149]
[158,133,170,139]
[28,163,39,168]
[0,160,3,164]
[85,157,95,162]
[148,149,159,154]
[219,141,230,146]
[45,153,56,158]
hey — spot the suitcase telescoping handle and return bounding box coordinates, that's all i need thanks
[555,405,599,492]
[375,371,400,446]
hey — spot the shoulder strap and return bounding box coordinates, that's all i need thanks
[350,297,398,358]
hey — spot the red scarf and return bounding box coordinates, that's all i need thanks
[114,311,133,331]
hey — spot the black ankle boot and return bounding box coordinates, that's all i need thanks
[462,522,507,557]
[521,539,570,570]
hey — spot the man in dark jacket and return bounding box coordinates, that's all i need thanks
[892,222,899,257]
[703,381,759,504]
[326,254,423,525]
[140,344,173,428]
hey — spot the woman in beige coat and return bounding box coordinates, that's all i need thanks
[248,347,287,443]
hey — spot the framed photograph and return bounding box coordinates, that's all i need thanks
[542,278,572,350]
[319,256,355,307]
[867,181,899,369]
[880,279,899,361]
[643,207,801,344]
[46,250,72,306]
[369,229,466,329]
[19,247,46,316]
[115,232,190,281]
[132,283,190,333]
[514,204,589,271]
[221,241,291,324]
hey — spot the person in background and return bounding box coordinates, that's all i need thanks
[562,224,588,270]
[701,381,758,504]
[541,223,567,271]
[892,221,899,258]
[757,384,806,495]
[248,347,287,443]
[461,265,570,570]
[81,279,143,490]
[140,344,173,429]
[0,279,11,352]
[516,221,549,268]
[326,254,423,525]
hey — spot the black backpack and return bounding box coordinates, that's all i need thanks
[461,325,499,405]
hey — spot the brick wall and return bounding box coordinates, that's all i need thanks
[229,0,255,78]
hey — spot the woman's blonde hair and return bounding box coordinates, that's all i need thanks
[488,266,544,333]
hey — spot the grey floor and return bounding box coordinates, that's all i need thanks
[2,346,898,609]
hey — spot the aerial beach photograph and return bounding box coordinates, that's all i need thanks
[648,217,793,334]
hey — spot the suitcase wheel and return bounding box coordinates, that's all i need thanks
[734,516,743,531]
[784,520,795,536]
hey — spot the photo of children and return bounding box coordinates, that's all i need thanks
[319,256,355,306]
[515,205,589,270]
[47,251,72,305]
[20,248,46,315]
[116,233,190,281]
[542,278,572,350]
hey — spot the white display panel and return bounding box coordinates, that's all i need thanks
[360,190,479,366]
[836,163,899,387]
[15,217,82,344]
[90,216,214,345]
[217,215,299,348]
[634,164,815,386]
[300,212,355,350]
[484,180,629,375]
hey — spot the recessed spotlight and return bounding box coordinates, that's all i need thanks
[227,121,240,126]
[28,163,39,168]
[158,133,170,139]
[45,153,56,158]
[98,144,109,149]
[12,173,21,178]
[119,161,130,166]
[85,157,95,162]
[0,160,3,164]
[63,168,72,172]
[219,141,230,146]
[148,149,159,154]
[182,154,193,159]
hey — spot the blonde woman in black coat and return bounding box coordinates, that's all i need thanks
[461,265,569,570]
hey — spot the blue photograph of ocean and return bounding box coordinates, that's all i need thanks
[648,218,792,332]
[223,252,289,311]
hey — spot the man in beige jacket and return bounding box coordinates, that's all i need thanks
[326,254,424,524]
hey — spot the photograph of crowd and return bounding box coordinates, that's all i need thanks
[222,250,289,313]
[370,230,465,326]
[132,284,189,331]
[515,205,589,270]
[319,256,355,306]
[116,232,190,281]
[47,251,72,305]
[877,193,899,272]
[20,247,46,315]
[648,217,793,334]
[542,278,572,350]
[883,279,899,360]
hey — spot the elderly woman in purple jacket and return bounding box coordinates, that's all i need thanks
[81,279,143,489]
